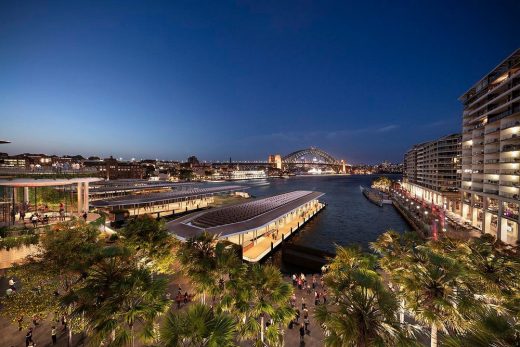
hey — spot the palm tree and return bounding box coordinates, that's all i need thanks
[74,246,170,346]
[161,303,237,347]
[371,230,423,323]
[397,244,486,347]
[442,311,520,347]
[316,246,419,347]
[226,263,294,346]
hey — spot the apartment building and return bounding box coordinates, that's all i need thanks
[403,133,462,213]
[460,49,520,244]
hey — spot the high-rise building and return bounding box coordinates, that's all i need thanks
[460,49,520,244]
[403,133,462,213]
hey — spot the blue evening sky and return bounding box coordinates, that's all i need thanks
[0,1,518,163]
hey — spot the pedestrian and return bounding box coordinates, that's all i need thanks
[17,316,23,331]
[295,308,300,323]
[301,297,306,309]
[312,275,316,289]
[51,326,57,345]
[320,277,324,288]
[314,291,320,305]
[25,328,33,347]
[306,283,311,294]
[184,291,189,304]
[304,317,310,333]
[82,211,88,221]
[9,278,16,290]
[323,290,327,304]
[292,274,297,286]
[299,323,305,342]
[303,308,309,320]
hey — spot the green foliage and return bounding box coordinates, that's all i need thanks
[119,215,176,273]
[371,176,393,191]
[161,303,237,347]
[373,230,520,346]
[72,246,170,347]
[178,168,194,181]
[1,220,100,331]
[176,232,294,346]
[0,234,39,250]
[316,245,419,347]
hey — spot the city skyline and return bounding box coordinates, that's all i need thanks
[1,1,519,163]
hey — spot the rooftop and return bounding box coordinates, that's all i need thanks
[168,190,324,239]
[90,185,245,209]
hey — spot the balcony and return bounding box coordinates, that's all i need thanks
[484,180,499,185]
[501,120,520,130]
[485,127,501,135]
[501,169,520,175]
[502,144,520,152]
[502,133,519,141]
[500,157,520,163]
[500,191,519,199]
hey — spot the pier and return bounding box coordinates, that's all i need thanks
[168,191,326,262]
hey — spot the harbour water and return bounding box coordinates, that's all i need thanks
[238,174,410,253]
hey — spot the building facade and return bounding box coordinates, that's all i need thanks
[83,157,144,180]
[403,133,462,213]
[460,49,520,244]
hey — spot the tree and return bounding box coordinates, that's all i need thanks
[119,215,176,274]
[371,176,393,192]
[161,303,237,347]
[397,244,487,347]
[1,220,100,346]
[72,246,170,347]
[371,230,423,323]
[177,233,293,346]
[239,264,294,346]
[315,246,419,347]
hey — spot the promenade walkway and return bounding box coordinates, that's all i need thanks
[243,203,325,262]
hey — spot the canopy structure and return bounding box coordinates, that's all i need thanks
[169,190,324,239]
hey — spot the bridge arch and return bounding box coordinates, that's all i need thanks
[282,147,338,164]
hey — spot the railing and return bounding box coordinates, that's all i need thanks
[501,133,519,141]
[485,127,500,134]
[500,158,520,163]
[0,166,99,175]
[502,144,520,152]
[501,120,520,130]
[500,192,519,199]
[501,169,520,175]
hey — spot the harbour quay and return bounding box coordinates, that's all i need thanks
[168,190,326,262]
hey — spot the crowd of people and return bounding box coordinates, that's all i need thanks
[288,273,327,343]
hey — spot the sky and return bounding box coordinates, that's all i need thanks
[0,1,519,164]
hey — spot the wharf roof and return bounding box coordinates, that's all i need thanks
[90,185,245,209]
[168,190,324,239]
[0,177,103,187]
[87,181,196,193]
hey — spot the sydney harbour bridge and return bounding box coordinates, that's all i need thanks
[212,147,347,174]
